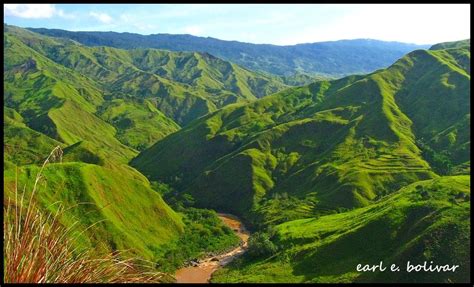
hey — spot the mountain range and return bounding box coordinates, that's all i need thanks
[132,41,470,228]
[3,24,470,283]
[27,27,429,78]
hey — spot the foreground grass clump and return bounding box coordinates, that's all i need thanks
[3,200,167,283]
[3,147,168,283]
[3,159,184,262]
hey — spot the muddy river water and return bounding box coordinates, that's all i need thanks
[175,213,250,283]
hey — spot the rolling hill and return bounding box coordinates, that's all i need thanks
[212,175,470,283]
[131,41,470,283]
[4,24,289,152]
[27,26,429,77]
[3,23,470,283]
[132,43,470,229]
[4,25,268,269]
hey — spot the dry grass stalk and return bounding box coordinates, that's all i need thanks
[3,146,165,283]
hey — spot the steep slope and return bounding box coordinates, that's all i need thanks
[3,25,254,274]
[389,47,470,174]
[3,161,184,261]
[4,26,138,162]
[28,27,428,77]
[6,25,288,128]
[4,107,62,165]
[430,39,470,50]
[212,176,470,283]
[132,44,470,227]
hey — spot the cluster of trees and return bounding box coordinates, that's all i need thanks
[416,139,453,175]
[155,208,239,272]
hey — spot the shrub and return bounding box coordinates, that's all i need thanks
[247,232,278,259]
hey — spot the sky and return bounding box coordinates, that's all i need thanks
[3,4,470,45]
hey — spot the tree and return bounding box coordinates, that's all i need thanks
[247,232,278,259]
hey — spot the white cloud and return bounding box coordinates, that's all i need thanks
[119,14,131,22]
[89,12,113,24]
[4,4,75,19]
[5,4,56,19]
[183,25,203,36]
[274,4,470,45]
[118,14,157,32]
[57,9,76,20]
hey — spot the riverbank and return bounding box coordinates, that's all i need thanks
[175,213,250,283]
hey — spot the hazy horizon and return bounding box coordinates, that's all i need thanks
[3,4,470,46]
[6,23,447,47]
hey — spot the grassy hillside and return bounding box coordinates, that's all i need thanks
[4,26,137,162]
[4,107,62,165]
[4,24,290,165]
[5,25,289,128]
[132,44,470,228]
[212,176,470,283]
[4,23,470,283]
[430,39,470,50]
[3,161,184,261]
[27,27,429,77]
[4,25,245,276]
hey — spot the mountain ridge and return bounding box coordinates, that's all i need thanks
[3,24,470,283]
[132,43,470,228]
[24,25,430,77]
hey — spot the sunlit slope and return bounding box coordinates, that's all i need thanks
[133,45,470,226]
[28,27,429,77]
[212,176,470,283]
[3,26,190,264]
[4,107,62,165]
[4,26,138,162]
[3,161,184,261]
[430,39,470,50]
[5,25,289,128]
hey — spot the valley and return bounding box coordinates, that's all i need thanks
[175,213,249,283]
[3,21,470,284]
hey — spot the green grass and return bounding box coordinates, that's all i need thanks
[133,45,469,227]
[4,26,470,283]
[5,25,289,128]
[3,153,169,283]
[430,39,470,50]
[3,161,184,261]
[4,107,62,165]
[212,176,470,283]
[98,98,180,150]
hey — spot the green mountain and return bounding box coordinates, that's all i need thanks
[5,93,185,262]
[212,175,470,283]
[132,41,470,283]
[430,39,470,50]
[132,44,470,229]
[27,26,429,77]
[3,161,184,261]
[3,23,470,283]
[4,25,270,267]
[4,25,289,152]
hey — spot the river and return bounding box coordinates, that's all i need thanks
[174,213,250,283]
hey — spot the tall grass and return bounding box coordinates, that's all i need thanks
[3,146,166,283]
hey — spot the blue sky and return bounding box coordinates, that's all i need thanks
[3,4,470,45]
